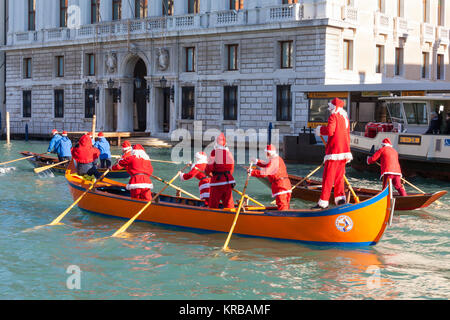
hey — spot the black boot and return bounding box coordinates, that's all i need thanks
[337,200,346,206]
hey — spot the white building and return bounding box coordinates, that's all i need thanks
[2,0,450,139]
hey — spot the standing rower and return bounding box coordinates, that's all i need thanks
[367,138,407,196]
[250,144,292,210]
[179,152,211,206]
[206,133,235,209]
[314,98,353,209]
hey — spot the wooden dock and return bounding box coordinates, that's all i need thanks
[67,132,150,146]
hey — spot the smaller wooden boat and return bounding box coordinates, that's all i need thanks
[257,174,447,211]
[20,151,129,179]
[65,161,394,246]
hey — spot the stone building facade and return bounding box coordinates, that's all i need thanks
[2,0,450,140]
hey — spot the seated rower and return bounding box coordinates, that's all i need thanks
[112,144,153,201]
[94,132,112,168]
[250,144,292,210]
[178,152,211,206]
[55,131,72,162]
[367,138,407,196]
[71,134,102,179]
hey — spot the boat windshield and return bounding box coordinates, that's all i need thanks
[386,102,404,124]
[403,102,428,125]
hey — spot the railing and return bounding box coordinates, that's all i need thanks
[341,5,358,24]
[421,22,435,43]
[436,26,449,44]
[268,4,303,22]
[394,17,408,36]
[374,11,390,35]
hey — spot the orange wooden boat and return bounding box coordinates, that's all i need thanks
[65,162,394,247]
[256,174,447,211]
[20,151,129,179]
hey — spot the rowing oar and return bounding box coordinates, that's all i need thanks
[319,135,360,203]
[23,169,111,233]
[111,155,180,165]
[111,164,190,238]
[222,162,254,252]
[374,162,445,206]
[151,175,201,200]
[33,160,69,174]
[270,163,324,205]
[0,152,49,166]
[48,169,110,226]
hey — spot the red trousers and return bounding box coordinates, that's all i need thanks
[320,160,347,204]
[382,175,407,196]
[209,185,234,209]
[131,188,152,201]
[275,193,291,210]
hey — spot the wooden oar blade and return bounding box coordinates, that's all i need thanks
[34,160,69,174]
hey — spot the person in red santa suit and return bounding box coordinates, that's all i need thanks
[313,97,353,209]
[178,151,211,206]
[367,138,407,196]
[112,140,133,170]
[250,144,292,210]
[205,133,235,209]
[112,144,153,201]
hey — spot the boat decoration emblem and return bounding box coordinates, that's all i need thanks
[335,215,353,233]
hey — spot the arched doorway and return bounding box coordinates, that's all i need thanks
[133,59,147,132]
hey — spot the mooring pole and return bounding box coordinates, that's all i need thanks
[268,122,273,145]
[25,123,29,142]
[6,111,10,144]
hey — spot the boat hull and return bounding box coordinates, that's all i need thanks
[65,164,393,246]
[257,174,446,211]
[20,151,129,179]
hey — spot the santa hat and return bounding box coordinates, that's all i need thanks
[264,144,278,158]
[62,131,68,137]
[328,98,345,111]
[381,138,393,147]
[328,97,349,128]
[132,144,150,161]
[214,133,228,150]
[194,151,208,164]
[122,140,132,152]
[98,132,104,137]
[87,132,93,137]
[52,129,59,135]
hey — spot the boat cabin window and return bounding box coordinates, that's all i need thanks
[403,103,428,125]
[308,98,348,123]
[386,102,404,124]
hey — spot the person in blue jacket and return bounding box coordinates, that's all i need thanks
[55,131,72,162]
[47,129,62,154]
[94,132,112,168]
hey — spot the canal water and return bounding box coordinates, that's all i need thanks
[0,141,449,300]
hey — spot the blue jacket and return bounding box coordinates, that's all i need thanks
[55,136,72,158]
[48,134,62,153]
[94,137,111,160]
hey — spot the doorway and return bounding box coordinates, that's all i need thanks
[133,59,147,132]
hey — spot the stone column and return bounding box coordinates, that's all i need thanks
[145,77,154,133]
[121,0,134,19]
[150,0,162,17]
[116,79,134,132]
[78,0,91,26]
[100,0,112,22]
[174,0,186,15]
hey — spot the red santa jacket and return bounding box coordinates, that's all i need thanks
[367,146,402,179]
[251,156,292,197]
[71,134,100,164]
[319,110,353,163]
[205,147,235,187]
[112,151,132,170]
[112,155,153,190]
[180,163,211,200]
